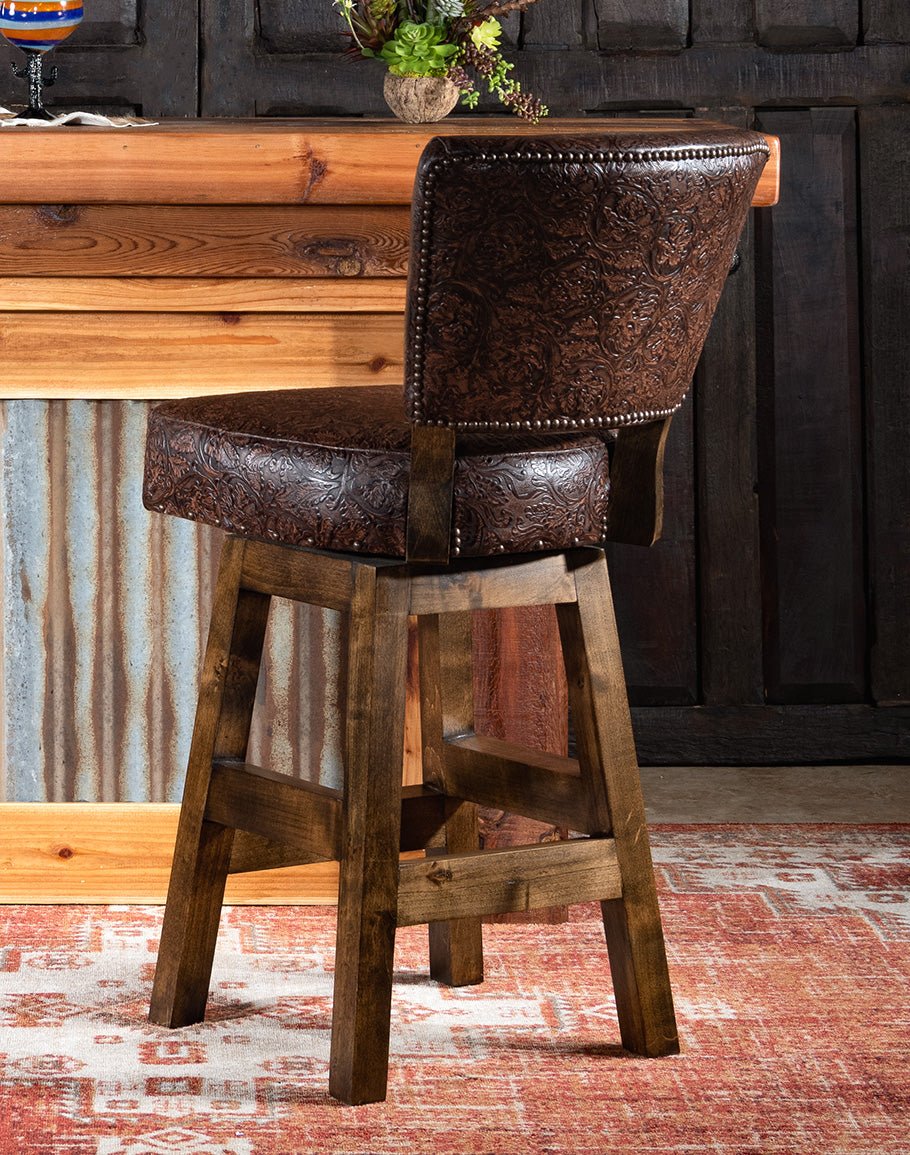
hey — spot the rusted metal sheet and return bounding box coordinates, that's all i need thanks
[0,400,342,802]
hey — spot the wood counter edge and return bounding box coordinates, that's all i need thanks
[0,119,780,207]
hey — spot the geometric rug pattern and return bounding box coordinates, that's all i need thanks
[1,825,908,1154]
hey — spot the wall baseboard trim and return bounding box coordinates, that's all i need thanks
[0,804,339,905]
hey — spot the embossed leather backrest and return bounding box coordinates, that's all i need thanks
[404,130,769,433]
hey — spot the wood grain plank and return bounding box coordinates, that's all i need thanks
[756,0,857,47]
[522,0,584,47]
[557,550,678,1057]
[472,602,570,909]
[397,838,621,926]
[443,734,592,835]
[694,106,764,707]
[417,612,484,984]
[859,106,910,706]
[0,312,404,399]
[150,538,269,1028]
[606,405,698,707]
[605,418,672,548]
[206,760,342,862]
[406,426,456,565]
[409,554,577,616]
[631,704,910,765]
[330,564,410,1105]
[0,802,354,905]
[240,539,358,613]
[756,108,865,704]
[0,278,407,313]
[690,0,754,42]
[0,204,411,279]
[864,0,910,43]
[0,120,780,208]
[594,0,690,49]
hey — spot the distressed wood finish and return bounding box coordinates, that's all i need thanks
[397,838,622,926]
[406,426,456,565]
[695,109,764,708]
[756,108,864,704]
[151,539,677,1102]
[860,106,910,709]
[557,551,678,1058]
[443,735,592,835]
[149,538,270,1029]
[417,611,484,986]
[329,564,410,1105]
[605,418,673,548]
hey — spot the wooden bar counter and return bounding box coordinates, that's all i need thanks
[0,119,778,902]
[0,119,778,398]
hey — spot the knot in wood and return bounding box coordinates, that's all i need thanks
[425,863,453,886]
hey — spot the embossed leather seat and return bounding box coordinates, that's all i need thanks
[145,130,770,1106]
[145,385,611,558]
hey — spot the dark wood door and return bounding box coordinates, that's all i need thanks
[8,1,904,766]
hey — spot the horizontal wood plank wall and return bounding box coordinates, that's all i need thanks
[0,314,405,398]
[0,804,340,904]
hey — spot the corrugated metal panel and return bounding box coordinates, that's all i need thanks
[0,400,342,803]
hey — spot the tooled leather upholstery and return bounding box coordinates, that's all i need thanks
[143,386,611,559]
[405,129,769,431]
[144,129,768,558]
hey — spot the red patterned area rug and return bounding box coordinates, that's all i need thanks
[1,825,908,1155]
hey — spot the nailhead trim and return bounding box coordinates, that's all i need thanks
[408,139,768,431]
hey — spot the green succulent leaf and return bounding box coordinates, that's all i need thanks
[380,20,459,77]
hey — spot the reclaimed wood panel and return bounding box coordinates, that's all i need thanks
[522,1,585,48]
[690,0,754,42]
[0,278,407,313]
[860,106,910,707]
[607,406,697,707]
[0,313,404,399]
[511,47,906,114]
[0,121,781,209]
[633,704,910,765]
[76,0,138,47]
[864,0,910,42]
[756,108,865,704]
[594,0,690,49]
[695,108,763,707]
[756,0,858,46]
[258,0,343,54]
[0,204,411,279]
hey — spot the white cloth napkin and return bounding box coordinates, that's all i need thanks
[0,106,157,127]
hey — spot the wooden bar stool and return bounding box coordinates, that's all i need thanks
[143,129,770,1104]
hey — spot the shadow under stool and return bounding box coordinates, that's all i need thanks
[141,129,770,1104]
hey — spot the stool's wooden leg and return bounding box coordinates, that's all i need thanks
[557,550,679,1058]
[418,612,484,987]
[329,565,410,1106]
[150,537,270,1029]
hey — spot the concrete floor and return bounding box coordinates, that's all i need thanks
[640,765,909,823]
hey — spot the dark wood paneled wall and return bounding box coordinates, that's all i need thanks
[3,1,906,764]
